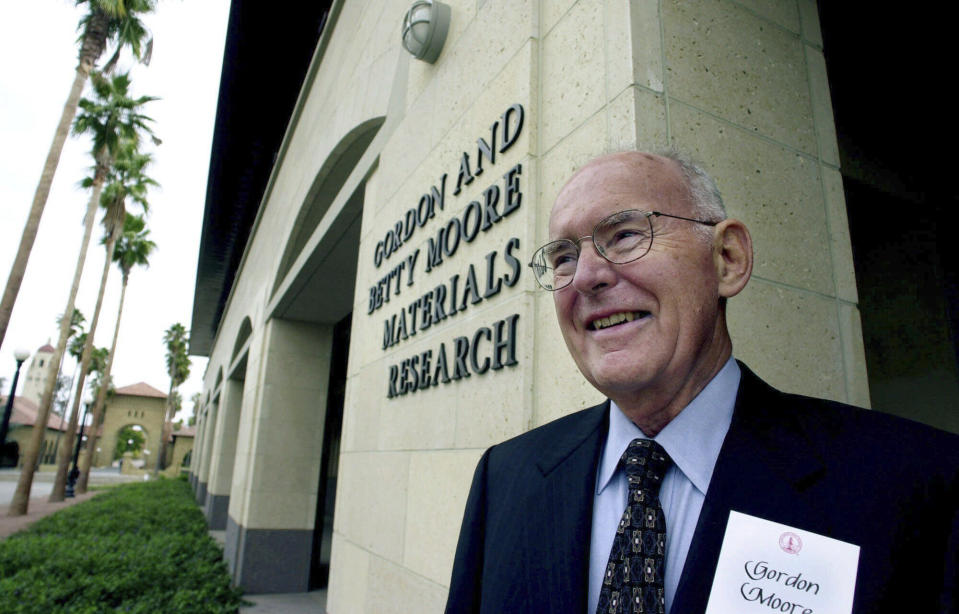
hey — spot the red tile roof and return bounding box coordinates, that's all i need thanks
[0,396,68,431]
[113,382,167,399]
[172,425,196,438]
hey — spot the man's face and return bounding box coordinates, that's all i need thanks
[549,153,727,411]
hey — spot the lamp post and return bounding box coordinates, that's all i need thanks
[65,402,90,497]
[0,349,31,464]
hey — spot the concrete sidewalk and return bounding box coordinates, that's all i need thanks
[0,491,100,539]
[0,468,142,539]
[239,590,327,612]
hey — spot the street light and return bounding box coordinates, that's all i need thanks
[0,349,31,466]
[65,402,90,498]
[401,0,451,64]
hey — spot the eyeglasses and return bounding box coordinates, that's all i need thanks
[528,209,718,291]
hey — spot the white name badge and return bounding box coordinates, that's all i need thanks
[704,511,860,614]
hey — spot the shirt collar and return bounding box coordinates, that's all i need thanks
[596,357,740,496]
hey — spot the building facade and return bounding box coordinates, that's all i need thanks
[188,0,957,609]
[0,395,67,467]
[95,382,168,471]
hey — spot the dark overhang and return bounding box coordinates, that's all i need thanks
[190,0,332,355]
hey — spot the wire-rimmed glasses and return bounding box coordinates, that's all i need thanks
[527,209,718,291]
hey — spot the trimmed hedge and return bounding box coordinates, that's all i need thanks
[0,478,246,613]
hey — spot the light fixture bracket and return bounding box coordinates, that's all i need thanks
[401,0,451,64]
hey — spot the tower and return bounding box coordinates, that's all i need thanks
[20,342,56,406]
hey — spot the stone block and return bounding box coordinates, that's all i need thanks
[250,398,327,460]
[663,0,815,154]
[541,0,578,36]
[629,0,665,93]
[798,0,823,47]
[605,0,636,97]
[839,301,871,408]
[728,279,845,402]
[541,0,606,152]
[367,555,449,614]
[539,109,608,213]
[327,536,372,614]
[431,41,535,164]
[735,0,800,33]
[241,484,316,530]
[806,45,840,167]
[616,86,669,154]
[428,0,535,150]
[822,167,858,303]
[671,104,834,296]
[376,357,458,450]
[334,450,410,563]
[403,450,485,585]
[341,361,385,452]
[452,295,532,449]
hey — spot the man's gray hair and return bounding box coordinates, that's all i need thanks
[655,148,727,222]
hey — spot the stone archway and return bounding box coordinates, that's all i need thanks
[203,328,251,530]
[222,118,379,593]
[113,423,150,470]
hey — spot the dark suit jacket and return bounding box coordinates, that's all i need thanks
[445,363,959,613]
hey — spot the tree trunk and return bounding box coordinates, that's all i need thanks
[77,272,127,494]
[154,381,175,475]
[8,180,102,516]
[49,231,117,502]
[0,65,91,350]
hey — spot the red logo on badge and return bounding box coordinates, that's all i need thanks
[779,532,802,555]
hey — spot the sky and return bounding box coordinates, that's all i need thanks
[0,0,232,422]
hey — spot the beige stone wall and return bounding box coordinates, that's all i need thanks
[7,425,63,467]
[196,396,218,486]
[169,435,194,474]
[193,0,861,608]
[205,378,242,500]
[226,320,332,531]
[96,394,167,470]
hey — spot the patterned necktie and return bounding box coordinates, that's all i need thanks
[597,438,672,614]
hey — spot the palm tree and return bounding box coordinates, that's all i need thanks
[50,312,87,445]
[189,392,201,426]
[50,142,156,502]
[57,308,87,418]
[72,345,110,475]
[0,0,157,351]
[77,213,155,493]
[9,72,156,516]
[156,323,190,474]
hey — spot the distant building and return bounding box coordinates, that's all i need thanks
[19,342,55,406]
[168,425,196,475]
[94,382,167,471]
[0,394,67,467]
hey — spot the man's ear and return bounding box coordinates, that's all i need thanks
[713,219,753,298]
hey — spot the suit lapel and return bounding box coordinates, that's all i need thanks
[523,402,608,613]
[671,365,830,613]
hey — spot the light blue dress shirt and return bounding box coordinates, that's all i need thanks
[588,358,740,614]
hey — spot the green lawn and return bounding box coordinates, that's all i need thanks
[0,478,246,613]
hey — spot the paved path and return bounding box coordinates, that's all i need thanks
[0,491,100,539]
[0,468,138,540]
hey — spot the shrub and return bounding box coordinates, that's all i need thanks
[0,479,246,613]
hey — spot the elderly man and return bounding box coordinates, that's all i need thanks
[445,151,958,613]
